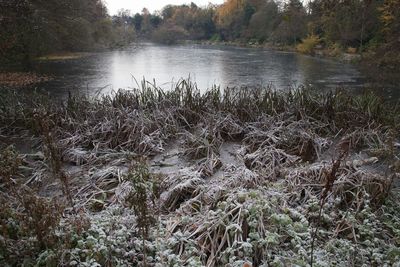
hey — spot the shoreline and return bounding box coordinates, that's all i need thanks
[182,39,363,63]
[35,52,93,61]
[180,39,400,90]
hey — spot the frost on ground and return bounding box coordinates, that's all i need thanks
[0,82,399,266]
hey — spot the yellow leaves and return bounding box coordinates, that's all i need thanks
[379,0,400,39]
[296,34,321,55]
[380,0,400,26]
[216,0,246,26]
[381,14,395,30]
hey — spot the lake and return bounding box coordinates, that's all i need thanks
[32,43,398,99]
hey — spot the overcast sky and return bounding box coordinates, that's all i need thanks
[105,0,225,15]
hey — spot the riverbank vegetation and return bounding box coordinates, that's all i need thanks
[127,0,399,69]
[0,0,136,68]
[1,0,399,70]
[0,80,399,266]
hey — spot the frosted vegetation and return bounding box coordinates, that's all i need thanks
[0,80,399,266]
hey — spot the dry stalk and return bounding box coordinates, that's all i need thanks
[310,138,350,266]
[34,110,74,209]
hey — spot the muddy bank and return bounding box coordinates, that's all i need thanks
[0,72,53,87]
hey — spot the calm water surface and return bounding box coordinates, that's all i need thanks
[32,43,397,99]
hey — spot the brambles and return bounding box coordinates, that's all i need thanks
[0,192,63,266]
[0,146,64,266]
[20,192,63,250]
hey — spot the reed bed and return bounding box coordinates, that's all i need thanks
[0,80,399,266]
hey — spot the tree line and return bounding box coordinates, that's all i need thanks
[0,0,135,66]
[135,0,398,68]
[1,0,399,68]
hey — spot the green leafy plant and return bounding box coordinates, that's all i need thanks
[125,163,162,266]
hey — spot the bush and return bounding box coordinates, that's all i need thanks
[327,42,343,57]
[346,47,357,54]
[0,146,64,265]
[210,33,221,42]
[296,35,321,55]
[152,24,188,45]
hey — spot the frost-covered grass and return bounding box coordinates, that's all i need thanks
[0,80,399,266]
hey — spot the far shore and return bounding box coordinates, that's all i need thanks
[182,39,363,63]
[35,52,93,61]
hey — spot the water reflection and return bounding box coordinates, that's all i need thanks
[31,43,392,98]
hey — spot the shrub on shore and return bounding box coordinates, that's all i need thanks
[152,24,188,45]
[297,35,321,55]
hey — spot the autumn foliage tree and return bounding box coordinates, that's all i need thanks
[158,3,216,40]
[215,0,249,39]
[308,0,381,48]
[380,0,400,41]
[273,0,308,44]
[246,0,279,42]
